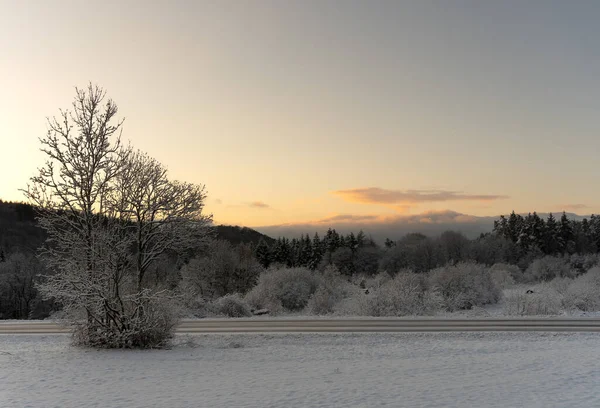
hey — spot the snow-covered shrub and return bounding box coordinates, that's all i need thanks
[364,270,396,289]
[548,277,573,295]
[306,266,355,315]
[72,290,179,349]
[429,262,500,311]
[489,265,517,289]
[524,256,575,282]
[489,263,522,284]
[245,267,321,313]
[334,272,442,316]
[184,295,211,318]
[562,267,600,312]
[569,254,600,274]
[503,285,562,316]
[211,294,253,317]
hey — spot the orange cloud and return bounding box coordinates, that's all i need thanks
[248,201,271,209]
[280,210,481,227]
[331,187,508,209]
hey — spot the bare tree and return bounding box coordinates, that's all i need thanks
[23,84,211,348]
[0,253,43,319]
[109,150,212,291]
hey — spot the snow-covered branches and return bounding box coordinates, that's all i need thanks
[23,84,211,348]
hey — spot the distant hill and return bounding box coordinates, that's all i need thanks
[0,200,274,254]
[0,200,45,254]
[213,225,276,246]
[255,211,593,244]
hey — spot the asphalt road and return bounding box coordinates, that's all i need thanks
[2,317,600,334]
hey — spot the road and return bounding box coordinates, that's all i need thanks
[2,317,600,334]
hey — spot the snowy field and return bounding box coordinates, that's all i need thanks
[2,332,600,408]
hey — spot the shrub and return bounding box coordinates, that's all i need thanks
[524,256,575,282]
[307,266,355,315]
[245,267,321,313]
[503,285,562,316]
[429,262,501,311]
[211,294,253,317]
[548,276,573,295]
[334,272,442,317]
[72,291,179,349]
[184,295,211,318]
[562,267,600,312]
[569,254,600,274]
[489,263,522,284]
[489,265,516,289]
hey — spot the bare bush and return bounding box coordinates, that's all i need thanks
[562,267,600,312]
[306,266,355,315]
[524,256,575,282]
[503,285,562,316]
[489,267,516,289]
[335,272,442,316]
[72,290,180,349]
[211,294,252,318]
[429,262,500,311]
[245,267,321,313]
[489,263,522,284]
[548,277,573,295]
[569,254,600,274]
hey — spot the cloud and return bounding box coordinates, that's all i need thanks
[248,201,271,209]
[314,214,380,224]
[331,187,508,208]
[213,198,223,205]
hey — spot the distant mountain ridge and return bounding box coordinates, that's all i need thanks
[254,210,592,243]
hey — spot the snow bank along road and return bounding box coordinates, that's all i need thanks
[3,317,600,334]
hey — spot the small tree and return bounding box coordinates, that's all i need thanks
[23,84,211,348]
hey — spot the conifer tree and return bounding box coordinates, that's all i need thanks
[558,212,574,253]
[544,213,559,254]
[254,238,271,268]
[356,230,366,248]
[308,232,323,270]
[299,234,312,267]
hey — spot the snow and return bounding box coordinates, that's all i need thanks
[2,332,600,407]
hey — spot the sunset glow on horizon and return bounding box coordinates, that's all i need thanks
[2,1,600,231]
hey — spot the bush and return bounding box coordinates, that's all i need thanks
[211,294,253,317]
[489,265,516,289]
[524,256,575,282]
[72,291,179,349]
[489,263,522,284]
[569,254,600,274]
[503,285,562,316]
[548,277,573,295]
[429,262,501,311]
[307,266,355,315]
[245,267,321,313]
[334,272,443,317]
[562,267,600,312]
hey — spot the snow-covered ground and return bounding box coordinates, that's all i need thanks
[2,332,600,408]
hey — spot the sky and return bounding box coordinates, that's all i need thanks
[2,0,600,237]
